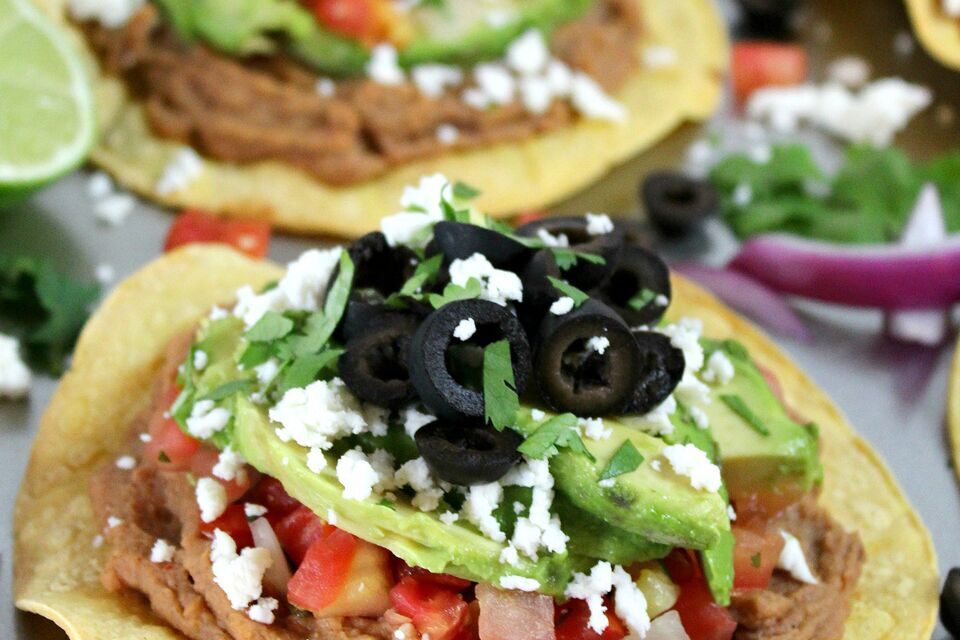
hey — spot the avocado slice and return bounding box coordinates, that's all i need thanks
[554,493,671,565]
[514,410,730,551]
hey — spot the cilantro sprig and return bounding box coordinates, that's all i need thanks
[518,413,595,461]
[547,277,589,307]
[720,394,770,436]
[599,440,644,481]
[483,339,519,431]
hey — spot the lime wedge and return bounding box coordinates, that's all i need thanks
[0,0,95,207]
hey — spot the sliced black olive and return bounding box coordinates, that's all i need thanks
[340,315,419,409]
[429,221,529,269]
[736,0,804,38]
[641,171,719,238]
[339,290,428,343]
[628,331,685,414]
[533,299,640,416]
[514,216,624,290]
[515,249,563,337]
[347,231,418,295]
[593,246,671,327]
[415,419,523,485]
[942,567,960,637]
[408,299,531,420]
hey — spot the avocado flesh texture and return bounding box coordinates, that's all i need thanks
[554,493,671,565]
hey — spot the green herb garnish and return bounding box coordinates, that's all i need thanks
[627,288,657,311]
[599,440,644,481]
[547,277,589,307]
[158,451,170,463]
[386,254,443,308]
[751,552,762,568]
[245,311,294,342]
[277,349,343,394]
[428,278,482,309]
[378,498,397,510]
[720,394,770,436]
[518,413,595,461]
[551,248,606,271]
[453,181,481,200]
[483,339,519,431]
[201,379,255,402]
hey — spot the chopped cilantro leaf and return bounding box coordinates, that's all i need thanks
[599,440,644,480]
[547,277,589,307]
[291,252,355,354]
[201,379,255,402]
[238,341,272,368]
[378,498,397,510]
[720,394,770,436]
[453,181,481,200]
[552,248,606,271]
[751,552,762,568]
[428,278,482,309]
[277,349,343,394]
[158,451,170,463]
[483,339,519,431]
[245,311,294,342]
[518,413,595,461]
[627,288,657,311]
[386,254,443,308]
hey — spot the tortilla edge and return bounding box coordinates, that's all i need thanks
[904,0,960,70]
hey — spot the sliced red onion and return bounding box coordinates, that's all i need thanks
[645,611,690,640]
[476,583,554,640]
[885,184,954,345]
[728,233,960,310]
[249,517,292,594]
[671,263,811,341]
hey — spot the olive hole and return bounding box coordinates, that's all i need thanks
[604,268,640,307]
[445,323,503,392]
[665,184,697,205]
[365,342,408,382]
[560,338,611,392]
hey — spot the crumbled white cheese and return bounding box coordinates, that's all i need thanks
[306,448,328,473]
[502,459,567,558]
[186,399,231,439]
[150,538,176,563]
[530,409,546,422]
[747,78,932,146]
[270,378,374,451]
[598,479,615,488]
[210,529,272,610]
[518,75,554,114]
[436,124,460,145]
[570,73,627,123]
[92,534,104,548]
[192,350,208,371]
[506,29,550,76]
[68,0,144,28]
[585,213,614,235]
[95,263,115,285]
[485,8,517,27]
[254,358,280,387]
[565,563,650,637]
[93,192,136,226]
[578,417,612,441]
[381,174,454,248]
[453,318,477,341]
[402,405,435,438]
[463,482,505,542]
[448,253,523,306]
[611,565,651,638]
[655,294,669,307]
[367,44,405,85]
[395,458,444,512]
[658,318,710,407]
[827,56,871,88]
[650,460,661,472]
[327,508,339,526]
[412,64,464,98]
[499,576,541,592]
[196,478,228,523]
[212,446,246,482]
[439,511,460,525]
[233,247,342,329]
[701,350,735,385]
[316,77,336,97]
[87,171,113,198]
[732,182,753,206]
[336,447,394,501]
[727,505,738,521]
[115,456,136,470]
[473,63,517,107]
[245,503,268,519]
[156,147,203,196]
[106,516,123,529]
[663,444,722,492]
[777,531,818,584]
[139,433,152,443]
[641,395,677,436]
[585,336,610,355]
[550,296,575,315]
[689,405,709,430]
[642,45,679,69]
[536,227,569,248]
[248,597,279,625]
[0,333,31,399]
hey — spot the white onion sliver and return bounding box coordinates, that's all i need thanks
[643,611,690,640]
[249,517,292,593]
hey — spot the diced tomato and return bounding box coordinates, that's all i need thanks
[274,505,334,565]
[732,488,803,525]
[390,576,469,640]
[199,503,254,549]
[164,209,270,259]
[513,210,549,227]
[394,559,472,591]
[245,477,302,524]
[190,446,258,504]
[665,550,737,640]
[143,402,200,471]
[732,527,785,591]
[310,0,377,40]
[289,529,393,617]
[555,597,628,640]
[731,42,807,103]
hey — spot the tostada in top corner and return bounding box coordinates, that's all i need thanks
[15,176,937,639]
[36,0,726,235]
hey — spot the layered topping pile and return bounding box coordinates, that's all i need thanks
[69,0,645,185]
[87,176,865,640]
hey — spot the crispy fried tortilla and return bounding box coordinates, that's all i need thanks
[33,0,726,237]
[949,340,960,484]
[14,245,938,639]
[905,0,960,71]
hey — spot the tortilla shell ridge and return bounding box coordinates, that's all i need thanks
[34,0,727,237]
[13,245,938,639]
[904,0,960,71]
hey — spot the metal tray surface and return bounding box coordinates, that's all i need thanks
[3,0,958,638]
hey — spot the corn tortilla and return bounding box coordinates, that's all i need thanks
[33,0,727,237]
[905,0,960,70]
[14,245,938,639]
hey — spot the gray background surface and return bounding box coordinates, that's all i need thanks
[3,0,959,638]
